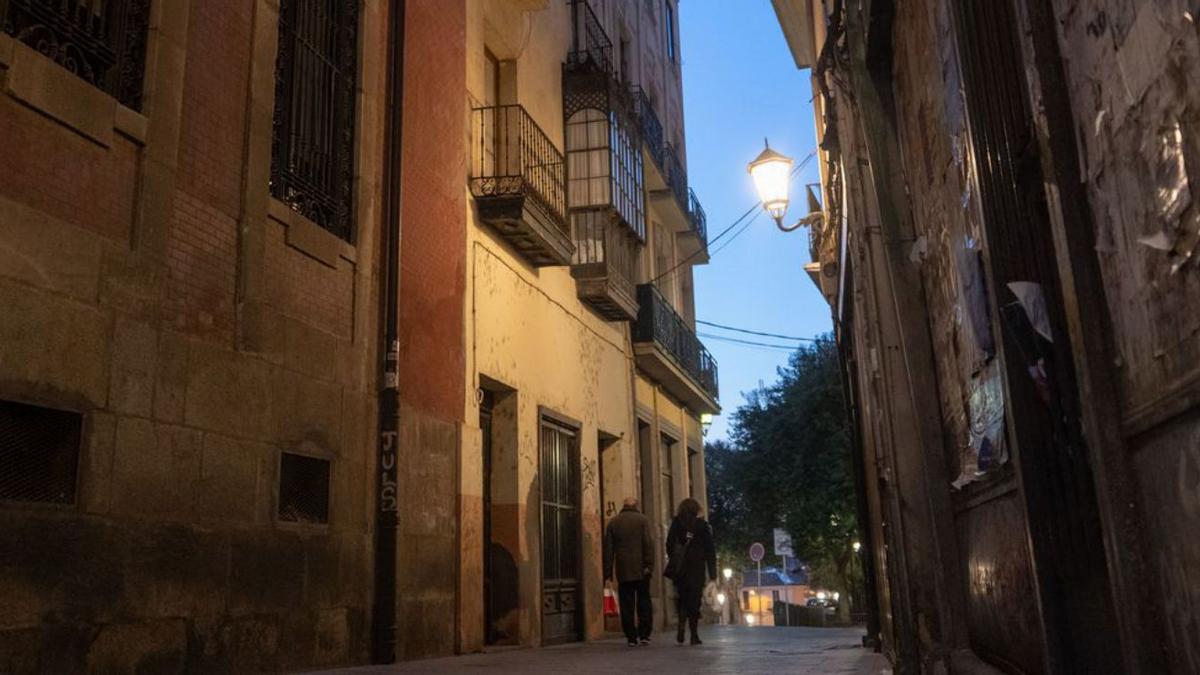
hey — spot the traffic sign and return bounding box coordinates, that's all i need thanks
[749,542,765,562]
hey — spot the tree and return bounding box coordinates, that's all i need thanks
[706,336,859,619]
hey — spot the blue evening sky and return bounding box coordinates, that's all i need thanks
[680,1,831,442]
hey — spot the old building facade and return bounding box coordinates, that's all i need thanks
[0,0,715,671]
[774,0,1200,673]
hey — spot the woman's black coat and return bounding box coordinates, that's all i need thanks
[665,516,717,591]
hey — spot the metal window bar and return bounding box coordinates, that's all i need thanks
[470,104,568,234]
[571,210,636,301]
[270,0,358,241]
[687,187,707,243]
[566,0,612,74]
[0,400,82,505]
[630,85,665,170]
[278,452,330,523]
[565,107,645,242]
[611,111,645,240]
[633,283,719,400]
[1,0,150,109]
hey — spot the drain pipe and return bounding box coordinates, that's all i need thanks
[373,0,406,664]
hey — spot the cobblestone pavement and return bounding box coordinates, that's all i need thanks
[312,626,892,675]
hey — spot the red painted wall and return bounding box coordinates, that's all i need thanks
[398,0,468,423]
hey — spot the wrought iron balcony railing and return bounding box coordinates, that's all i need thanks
[571,210,639,320]
[566,0,611,74]
[630,86,665,171]
[471,105,567,228]
[2,0,151,110]
[663,143,689,214]
[470,104,572,266]
[633,284,719,403]
[687,187,707,243]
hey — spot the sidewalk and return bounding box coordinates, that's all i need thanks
[310,626,892,675]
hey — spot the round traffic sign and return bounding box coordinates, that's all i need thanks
[749,542,765,562]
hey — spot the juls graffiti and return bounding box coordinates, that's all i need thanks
[379,430,398,513]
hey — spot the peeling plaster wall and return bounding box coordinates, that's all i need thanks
[462,0,636,650]
[884,0,1046,670]
[1050,1,1200,671]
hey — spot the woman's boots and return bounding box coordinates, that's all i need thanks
[676,617,686,644]
[688,615,702,645]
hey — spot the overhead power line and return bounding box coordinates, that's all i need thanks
[697,332,802,351]
[697,320,823,342]
[650,150,818,285]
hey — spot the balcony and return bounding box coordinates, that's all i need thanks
[631,86,666,188]
[632,284,720,414]
[651,143,691,234]
[470,105,573,267]
[678,187,709,263]
[564,0,646,318]
[571,211,639,321]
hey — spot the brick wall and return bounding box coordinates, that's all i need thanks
[399,0,468,424]
[0,94,137,243]
[175,0,253,219]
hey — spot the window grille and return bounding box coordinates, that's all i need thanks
[270,0,359,241]
[1,0,151,110]
[278,452,330,524]
[0,400,82,505]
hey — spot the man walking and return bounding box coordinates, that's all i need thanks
[603,497,655,647]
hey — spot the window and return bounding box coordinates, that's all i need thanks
[270,0,360,241]
[659,433,676,525]
[619,36,630,83]
[278,452,331,523]
[664,1,676,62]
[2,0,151,109]
[0,400,82,505]
[742,590,750,607]
[772,590,780,603]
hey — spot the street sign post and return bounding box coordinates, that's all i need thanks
[749,542,765,626]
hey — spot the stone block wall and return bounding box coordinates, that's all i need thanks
[0,0,388,670]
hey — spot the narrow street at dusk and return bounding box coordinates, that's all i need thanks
[313,627,889,675]
[1,0,1199,672]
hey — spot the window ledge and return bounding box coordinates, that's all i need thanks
[1,36,147,147]
[268,198,357,268]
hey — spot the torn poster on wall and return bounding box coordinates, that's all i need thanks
[952,360,1008,490]
[1001,283,1055,406]
[956,235,995,366]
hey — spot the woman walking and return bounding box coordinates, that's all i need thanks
[665,497,717,645]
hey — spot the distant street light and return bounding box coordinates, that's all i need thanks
[723,567,733,581]
[853,541,862,553]
[717,592,727,605]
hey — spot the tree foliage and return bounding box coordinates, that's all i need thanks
[706,337,859,601]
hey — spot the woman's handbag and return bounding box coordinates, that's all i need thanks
[663,530,694,580]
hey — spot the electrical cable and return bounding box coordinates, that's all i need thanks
[696,320,822,342]
[697,332,803,351]
[649,150,817,285]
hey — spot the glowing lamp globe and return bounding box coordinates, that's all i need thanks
[748,141,794,222]
[722,567,733,581]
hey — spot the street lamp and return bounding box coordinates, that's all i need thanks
[717,592,727,606]
[853,541,862,553]
[748,139,793,225]
[748,140,824,233]
[723,567,733,581]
